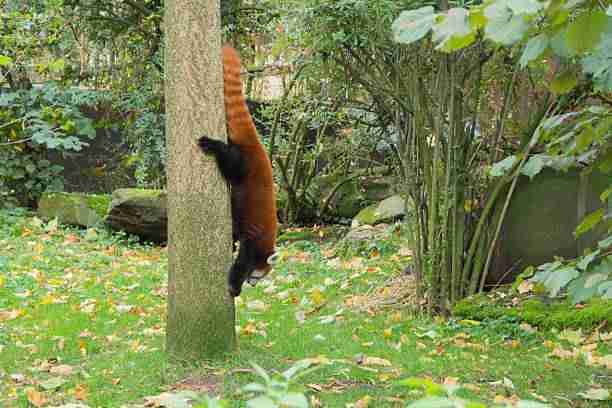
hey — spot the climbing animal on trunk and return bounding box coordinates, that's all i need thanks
[197,45,277,297]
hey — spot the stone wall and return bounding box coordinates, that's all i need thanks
[490,168,609,285]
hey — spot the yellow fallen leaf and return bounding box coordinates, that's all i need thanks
[311,288,324,306]
[49,364,73,376]
[362,356,392,367]
[26,388,46,407]
[354,395,371,408]
[40,295,59,305]
[74,383,88,401]
[517,280,534,294]
[444,377,459,386]
[78,340,87,356]
[240,322,257,336]
[550,347,578,360]
[303,355,330,365]
[0,309,22,322]
[390,312,402,323]
[383,328,393,339]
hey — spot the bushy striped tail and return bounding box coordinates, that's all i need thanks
[222,45,259,146]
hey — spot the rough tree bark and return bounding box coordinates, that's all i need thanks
[165,0,235,358]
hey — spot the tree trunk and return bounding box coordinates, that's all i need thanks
[165,0,235,358]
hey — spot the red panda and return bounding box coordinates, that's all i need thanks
[198,45,277,297]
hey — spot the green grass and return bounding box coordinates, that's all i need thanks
[0,209,610,407]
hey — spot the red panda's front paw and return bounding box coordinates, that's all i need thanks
[197,135,217,153]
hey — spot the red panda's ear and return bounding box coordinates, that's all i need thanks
[266,252,279,265]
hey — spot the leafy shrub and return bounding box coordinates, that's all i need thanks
[113,85,166,188]
[0,84,101,207]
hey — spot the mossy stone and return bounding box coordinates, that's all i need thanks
[38,192,110,227]
[453,295,612,330]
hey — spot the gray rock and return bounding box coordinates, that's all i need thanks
[352,195,406,227]
[38,192,110,227]
[105,188,167,242]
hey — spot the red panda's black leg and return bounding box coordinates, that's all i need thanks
[228,238,259,297]
[198,135,247,184]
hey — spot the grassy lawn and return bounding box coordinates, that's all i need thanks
[0,209,610,407]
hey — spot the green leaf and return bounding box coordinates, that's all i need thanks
[568,270,608,304]
[246,396,276,408]
[400,377,447,396]
[575,124,595,152]
[278,393,309,408]
[575,208,604,237]
[601,186,612,203]
[406,397,455,408]
[599,235,612,250]
[594,115,612,141]
[577,249,601,270]
[550,70,578,94]
[469,9,487,30]
[582,28,612,91]
[520,34,549,67]
[521,154,546,179]
[0,92,19,107]
[392,7,436,45]
[242,383,267,393]
[538,266,580,297]
[507,0,544,15]
[563,0,587,10]
[76,118,96,139]
[550,27,572,58]
[48,58,65,72]
[433,8,475,52]
[281,359,312,380]
[598,281,612,299]
[485,2,529,45]
[490,155,517,177]
[566,11,608,55]
[23,165,36,176]
[0,55,13,66]
[250,362,271,384]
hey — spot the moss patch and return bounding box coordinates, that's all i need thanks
[38,192,111,227]
[453,293,612,330]
[353,204,379,225]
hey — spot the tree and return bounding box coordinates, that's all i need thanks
[165,0,235,358]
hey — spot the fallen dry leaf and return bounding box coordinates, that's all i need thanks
[517,280,534,294]
[26,388,47,407]
[0,309,22,322]
[354,395,372,408]
[359,356,392,367]
[74,384,88,401]
[50,365,74,376]
[578,387,610,401]
[550,347,579,360]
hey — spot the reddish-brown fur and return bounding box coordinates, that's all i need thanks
[222,45,277,275]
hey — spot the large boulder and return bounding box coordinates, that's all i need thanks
[104,189,167,242]
[490,168,609,285]
[351,195,407,227]
[38,192,110,227]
